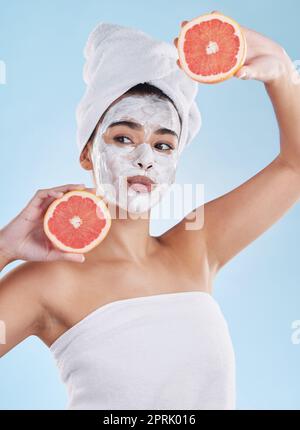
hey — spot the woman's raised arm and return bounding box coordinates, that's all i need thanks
[168,20,300,274]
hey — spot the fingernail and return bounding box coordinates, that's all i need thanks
[239,70,247,79]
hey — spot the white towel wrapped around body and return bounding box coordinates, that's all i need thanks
[50,292,236,410]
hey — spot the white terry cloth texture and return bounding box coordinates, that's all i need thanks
[76,22,202,160]
[50,292,236,410]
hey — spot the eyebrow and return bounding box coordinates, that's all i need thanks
[107,120,179,139]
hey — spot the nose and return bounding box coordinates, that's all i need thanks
[136,161,153,170]
[133,143,154,171]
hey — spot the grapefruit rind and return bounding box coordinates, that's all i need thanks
[43,190,111,254]
[178,12,247,84]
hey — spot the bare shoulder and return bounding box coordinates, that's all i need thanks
[1,259,73,295]
[0,260,79,355]
[0,260,76,332]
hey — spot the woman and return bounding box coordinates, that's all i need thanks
[0,15,299,410]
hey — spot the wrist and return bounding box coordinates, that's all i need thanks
[265,57,299,90]
[0,253,14,271]
[0,230,16,269]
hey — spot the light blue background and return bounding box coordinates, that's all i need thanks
[1,0,300,410]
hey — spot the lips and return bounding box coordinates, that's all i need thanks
[127,175,155,193]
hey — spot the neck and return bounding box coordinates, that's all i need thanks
[86,203,157,264]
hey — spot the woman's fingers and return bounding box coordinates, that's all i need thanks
[21,184,87,220]
[33,184,86,206]
[49,183,86,192]
[174,22,189,70]
[84,187,96,194]
[174,21,188,47]
[46,248,85,263]
[234,66,251,80]
[176,59,182,69]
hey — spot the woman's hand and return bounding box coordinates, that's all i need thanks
[0,184,90,264]
[232,26,295,84]
[174,11,297,85]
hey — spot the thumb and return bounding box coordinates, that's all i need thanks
[47,249,85,263]
[234,66,253,80]
[61,253,85,263]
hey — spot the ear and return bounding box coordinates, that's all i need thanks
[80,141,93,170]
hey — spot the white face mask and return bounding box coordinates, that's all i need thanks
[90,94,181,214]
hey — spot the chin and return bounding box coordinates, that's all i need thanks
[102,180,171,216]
[127,184,170,215]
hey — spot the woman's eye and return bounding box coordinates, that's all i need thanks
[113,136,132,144]
[155,142,174,151]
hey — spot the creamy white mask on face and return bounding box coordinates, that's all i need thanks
[90,94,181,214]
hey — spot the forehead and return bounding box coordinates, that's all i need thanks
[100,94,181,136]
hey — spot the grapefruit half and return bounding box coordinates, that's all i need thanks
[43,190,111,254]
[177,12,247,84]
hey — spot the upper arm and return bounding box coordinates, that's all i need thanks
[203,155,300,271]
[162,155,300,274]
[0,262,47,358]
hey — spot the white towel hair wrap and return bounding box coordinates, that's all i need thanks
[76,22,202,160]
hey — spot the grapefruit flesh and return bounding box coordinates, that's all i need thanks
[177,12,247,84]
[43,190,111,253]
